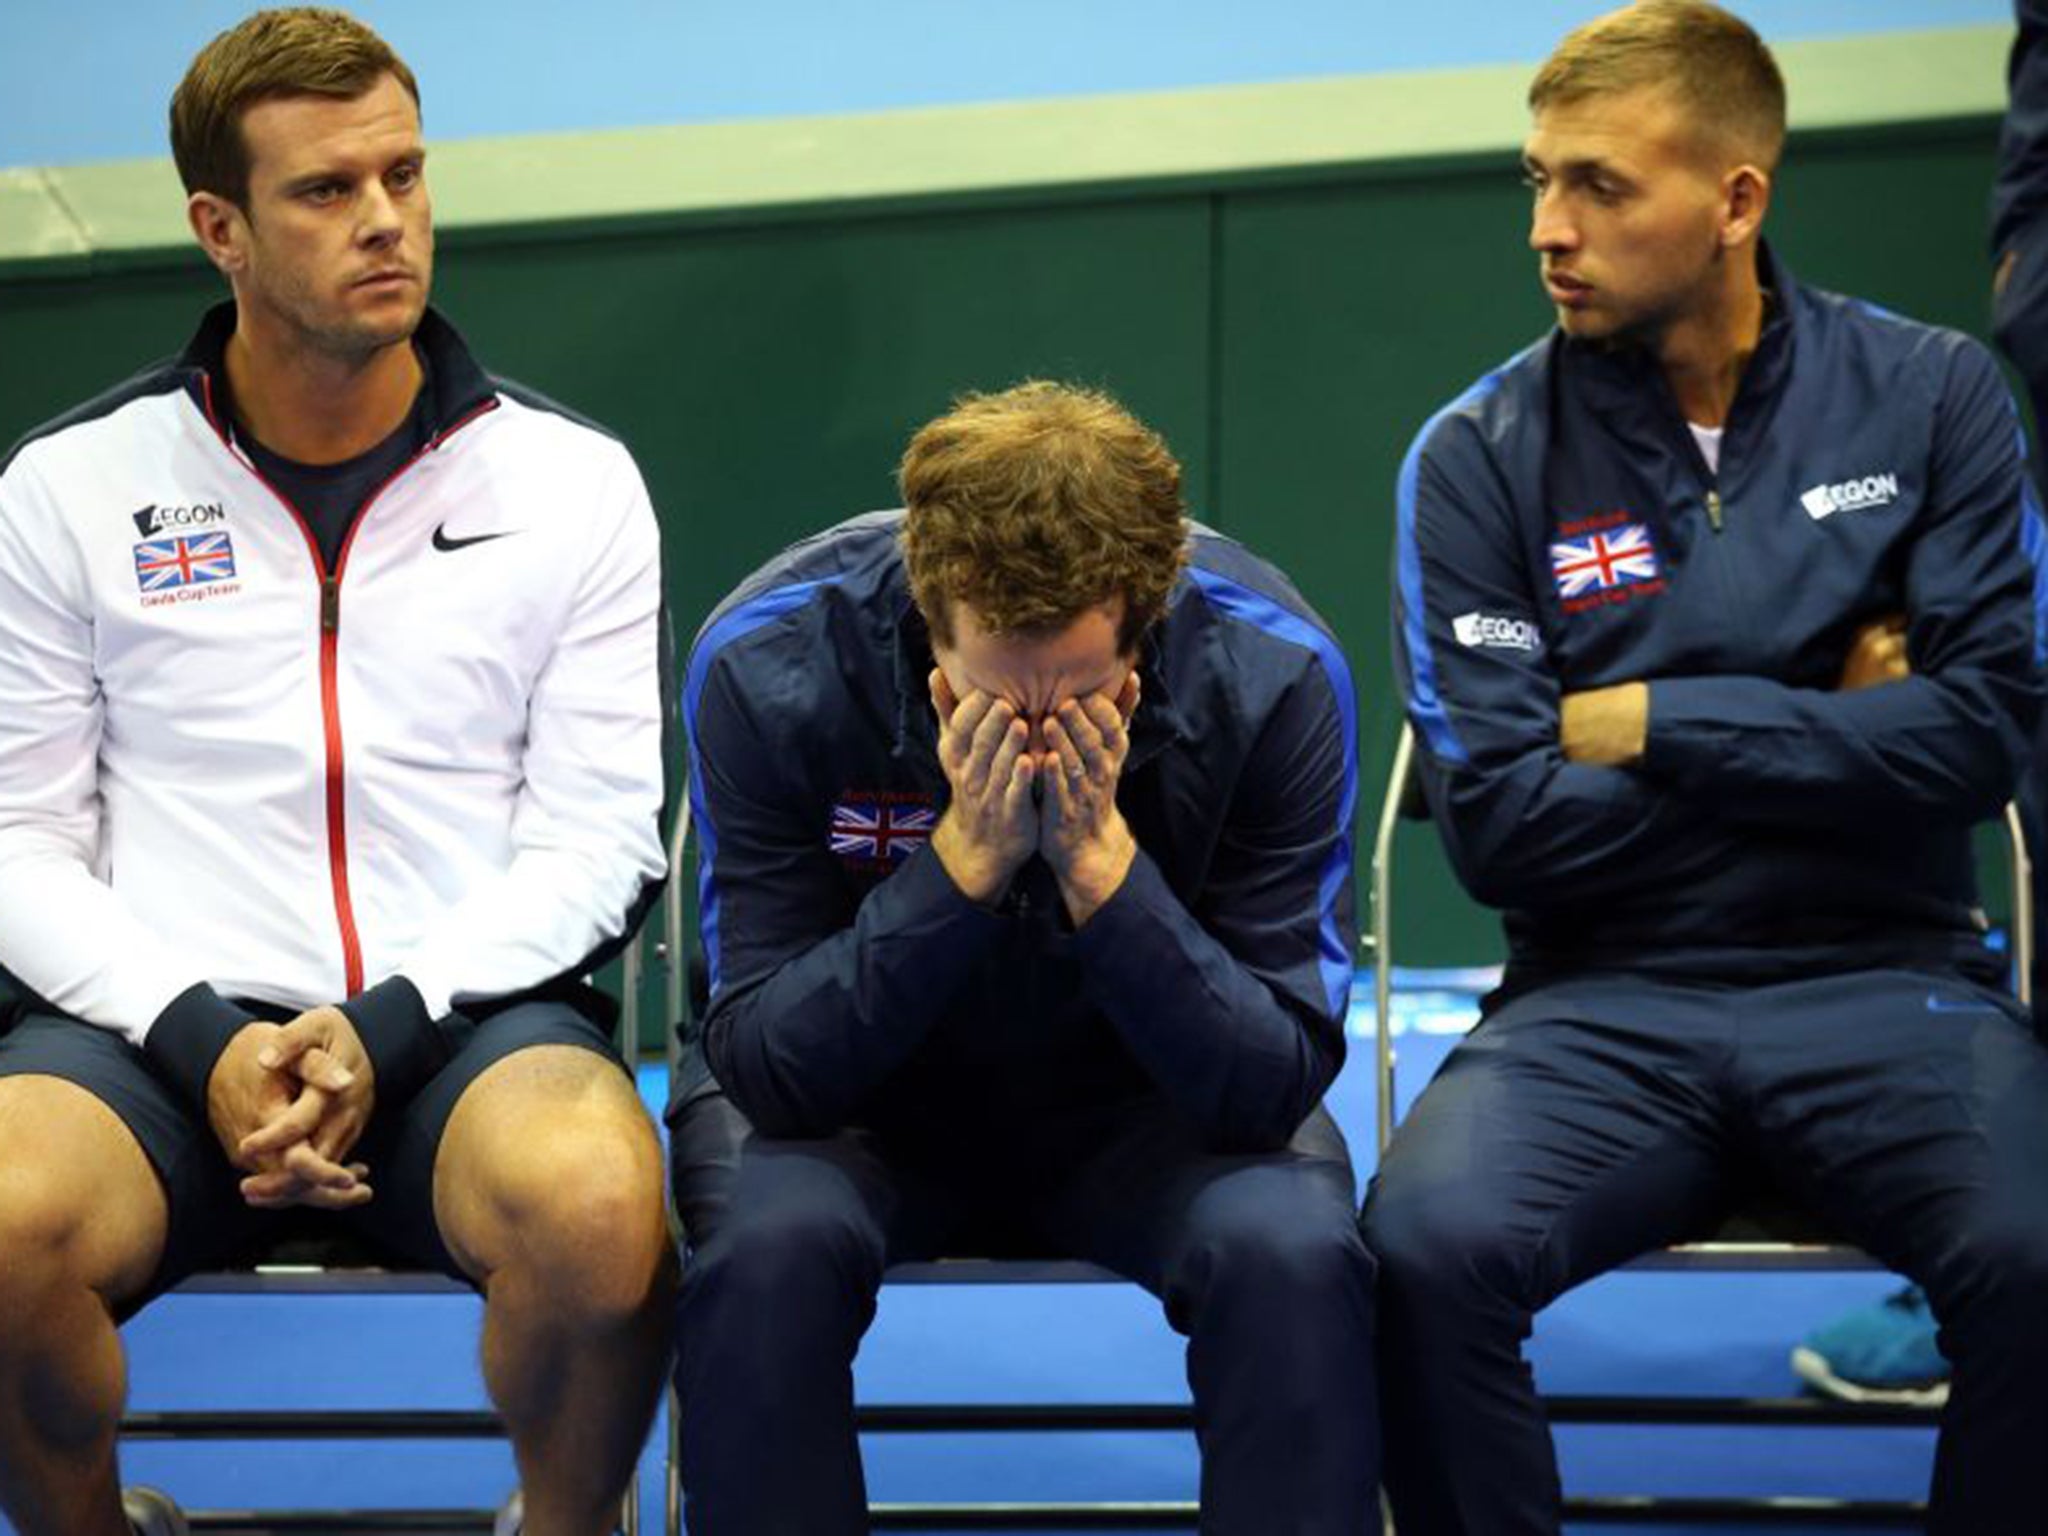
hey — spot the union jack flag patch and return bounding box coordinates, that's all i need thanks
[134,532,237,592]
[1550,522,1659,600]
[828,796,936,864]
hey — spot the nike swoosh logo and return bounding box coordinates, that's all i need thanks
[432,524,517,553]
[1925,992,2005,1014]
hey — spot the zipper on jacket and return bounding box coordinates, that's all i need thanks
[1706,488,1724,533]
[315,573,364,995]
[212,386,500,999]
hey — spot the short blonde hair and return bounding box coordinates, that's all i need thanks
[1530,0,1785,169]
[899,382,1189,653]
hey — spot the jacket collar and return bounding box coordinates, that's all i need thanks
[176,300,499,448]
[1558,241,1798,427]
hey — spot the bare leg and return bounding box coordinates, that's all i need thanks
[435,1046,674,1536]
[0,1077,168,1536]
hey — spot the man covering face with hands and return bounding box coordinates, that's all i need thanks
[926,603,1141,921]
[671,381,1380,1535]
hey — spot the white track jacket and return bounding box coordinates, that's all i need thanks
[0,305,668,1106]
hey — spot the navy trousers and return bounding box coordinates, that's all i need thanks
[671,1091,1379,1535]
[1360,967,2048,1536]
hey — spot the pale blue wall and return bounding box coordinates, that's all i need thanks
[0,0,2008,170]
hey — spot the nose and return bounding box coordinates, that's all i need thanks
[1529,185,1577,254]
[358,179,402,247]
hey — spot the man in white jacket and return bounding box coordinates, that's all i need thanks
[0,11,673,1535]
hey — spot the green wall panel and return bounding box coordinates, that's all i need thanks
[1218,168,1546,968]
[0,261,218,450]
[430,197,1216,641]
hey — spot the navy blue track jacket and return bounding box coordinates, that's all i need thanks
[1998,0,2048,259]
[681,511,1357,1153]
[1394,249,2045,989]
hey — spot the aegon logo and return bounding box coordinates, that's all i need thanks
[132,502,227,537]
[1452,611,1541,652]
[1799,473,1899,521]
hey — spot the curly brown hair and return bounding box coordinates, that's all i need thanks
[171,8,419,209]
[899,381,1190,654]
[1529,1,1784,170]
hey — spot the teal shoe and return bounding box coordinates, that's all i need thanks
[1791,1285,1949,1407]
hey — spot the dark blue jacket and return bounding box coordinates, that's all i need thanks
[1997,0,2048,258]
[681,511,1357,1153]
[1394,250,2044,990]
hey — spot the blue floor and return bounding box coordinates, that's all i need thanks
[13,974,1930,1534]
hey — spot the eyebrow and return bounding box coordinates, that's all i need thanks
[1523,150,1636,185]
[277,145,426,194]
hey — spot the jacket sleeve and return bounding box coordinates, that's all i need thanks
[0,450,257,1104]
[1393,412,1732,910]
[372,443,668,1108]
[1070,656,1354,1153]
[1642,343,2044,829]
[688,644,1007,1138]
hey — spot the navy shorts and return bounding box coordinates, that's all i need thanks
[0,990,623,1317]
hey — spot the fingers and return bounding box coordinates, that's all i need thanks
[1046,698,1124,786]
[1869,627,1909,680]
[1072,692,1129,764]
[237,1083,331,1160]
[927,668,960,727]
[286,1045,356,1093]
[239,1137,369,1209]
[241,1165,373,1210]
[255,1008,349,1083]
[941,687,998,765]
[280,1139,362,1191]
[961,699,1019,794]
[1000,746,1038,829]
[312,1113,370,1169]
[986,711,1029,796]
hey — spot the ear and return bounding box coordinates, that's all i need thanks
[187,191,248,278]
[1719,163,1771,250]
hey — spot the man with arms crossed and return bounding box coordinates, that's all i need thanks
[674,382,1377,1533]
[0,12,672,1535]
[1370,3,2048,1531]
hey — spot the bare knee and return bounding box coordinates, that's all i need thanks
[0,1079,164,1323]
[456,1110,672,1321]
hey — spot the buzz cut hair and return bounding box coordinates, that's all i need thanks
[1529,0,1786,170]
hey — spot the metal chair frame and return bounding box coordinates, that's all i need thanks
[1365,719,2032,1527]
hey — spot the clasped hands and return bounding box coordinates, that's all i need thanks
[1558,612,1909,766]
[206,1005,377,1211]
[927,668,1139,925]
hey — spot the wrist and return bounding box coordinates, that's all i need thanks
[931,815,1020,905]
[144,983,262,1114]
[1056,820,1137,927]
